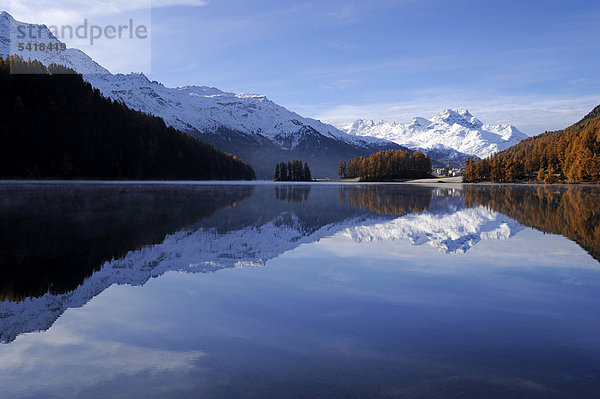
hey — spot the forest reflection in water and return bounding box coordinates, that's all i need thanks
[274,185,311,203]
[0,183,255,302]
[1,183,599,399]
[0,182,598,305]
[464,185,600,262]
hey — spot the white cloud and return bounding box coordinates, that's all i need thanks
[154,0,208,7]
[0,324,205,396]
[6,0,207,25]
[4,0,208,73]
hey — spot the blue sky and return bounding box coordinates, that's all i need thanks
[8,0,600,134]
[147,0,600,134]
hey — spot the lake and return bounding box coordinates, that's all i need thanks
[0,182,599,398]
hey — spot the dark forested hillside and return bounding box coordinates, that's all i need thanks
[0,56,255,180]
[464,105,600,183]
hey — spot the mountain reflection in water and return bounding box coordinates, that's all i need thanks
[0,182,598,343]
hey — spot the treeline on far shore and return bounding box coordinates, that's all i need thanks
[274,160,312,181]
[338,149,432,181]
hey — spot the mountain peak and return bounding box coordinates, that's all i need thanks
[432,108,475,124]
[0,11,14,21]
[457,108,472,117]
[127,72,150,82]
[0,12,110,75]
[340,109,527,159]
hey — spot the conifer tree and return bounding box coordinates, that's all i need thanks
[304,162,312,181]
[273,160,312,181]
[338,160,347,178]
[274,163,280,180]
[537,167,545,182]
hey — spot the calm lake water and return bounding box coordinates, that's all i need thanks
[1,182,599,398]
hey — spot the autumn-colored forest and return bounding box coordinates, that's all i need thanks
[339,149,432,181]
[464,104,600,183]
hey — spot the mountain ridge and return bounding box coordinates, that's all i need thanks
[0,11,405,178]
[340,108,528,160]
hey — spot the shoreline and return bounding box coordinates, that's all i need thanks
[316,176,463,183]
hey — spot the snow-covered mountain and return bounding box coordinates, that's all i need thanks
[341,109,528,159]
[0,12,108,75]
[85,73,386,150]
[0,11,401,178]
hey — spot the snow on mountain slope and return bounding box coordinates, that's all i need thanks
[86,73,388,149]
[341,109,528,159]
[0,11,108,74]
[0,11,389,151]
